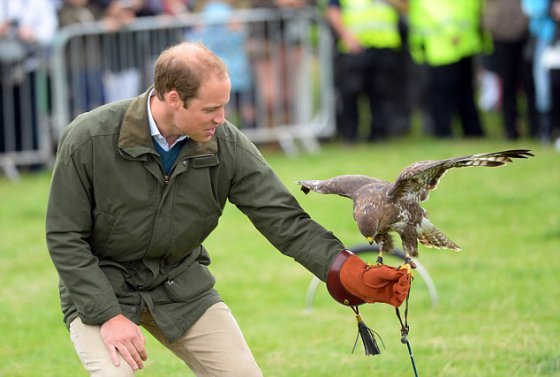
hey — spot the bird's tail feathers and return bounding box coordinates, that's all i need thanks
[418,227,462,251]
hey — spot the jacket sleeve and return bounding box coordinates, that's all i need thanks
[46,129,122,325]
[226,132,345,281]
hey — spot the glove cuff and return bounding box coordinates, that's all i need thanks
[326,250,365,306]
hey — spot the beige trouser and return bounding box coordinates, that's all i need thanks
[69,302,263,377]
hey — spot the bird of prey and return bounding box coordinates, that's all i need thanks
[297,149,533,271]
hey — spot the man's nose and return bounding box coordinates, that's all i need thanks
[213,108,225,124]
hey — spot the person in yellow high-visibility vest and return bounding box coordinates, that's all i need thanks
[326,0,408,143]
[408,0,486,138]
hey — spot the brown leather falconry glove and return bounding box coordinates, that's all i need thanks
[327,250,411,307]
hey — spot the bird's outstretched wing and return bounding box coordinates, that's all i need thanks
[297,175,386,200]
[387,149,534,202]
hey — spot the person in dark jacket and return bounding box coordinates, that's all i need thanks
[46,41,410,376]
[483,0,538,140]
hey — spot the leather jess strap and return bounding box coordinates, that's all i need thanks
[326,250,365,306]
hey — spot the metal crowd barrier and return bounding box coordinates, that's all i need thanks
[50,7,336,156]
[0,52,52,179]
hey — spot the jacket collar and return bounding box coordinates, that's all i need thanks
[118,87,219,160]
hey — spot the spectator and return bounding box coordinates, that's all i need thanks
[140,0,193,85]
[58,0,106,115]
[100,0,155,102]
[522,0,556,143]
[326,0,408,143]
[187,0,256,129]
[548,0,560,149]
[247,0,308,129]
[59,0,98,24]
[408,0,486,138]
[0,0,58,154]
[483,0,538,140]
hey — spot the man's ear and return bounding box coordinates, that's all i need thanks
[165,90,183,110]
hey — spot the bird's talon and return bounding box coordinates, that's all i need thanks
[403,257,417,269]
[398,259,415,276]
[376,256,384,266]
[398,263,412,275]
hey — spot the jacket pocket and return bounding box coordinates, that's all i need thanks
[98,261,130,297]
[98,261,141,311]
[164,262,216,302]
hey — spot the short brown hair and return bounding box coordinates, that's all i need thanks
[153,42,228,106]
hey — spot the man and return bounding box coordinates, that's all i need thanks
[46,42,409,376]
[483,0,537,140]
[408,0,486,138]
[326,0,408,143]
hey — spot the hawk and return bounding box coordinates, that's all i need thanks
[298,149,533,271]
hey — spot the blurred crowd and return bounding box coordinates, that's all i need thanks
[327,0,560,148]
[2,0,560,156]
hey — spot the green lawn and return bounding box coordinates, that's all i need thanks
[1,134,559,377]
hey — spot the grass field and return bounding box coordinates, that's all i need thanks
[1,133,559,376]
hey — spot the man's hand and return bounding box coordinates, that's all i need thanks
[340,33,364,55]
[100,314,147,371]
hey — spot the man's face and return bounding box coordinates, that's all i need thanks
[173,74,231,143]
